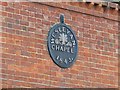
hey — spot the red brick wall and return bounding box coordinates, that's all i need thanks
[0,2,119,88]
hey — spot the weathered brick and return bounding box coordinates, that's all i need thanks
[5,7,14,13]
[7,23,12,28]
[22,26,27,31]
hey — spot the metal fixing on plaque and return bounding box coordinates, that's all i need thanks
[47,14,78,68]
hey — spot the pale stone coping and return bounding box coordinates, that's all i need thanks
[0,0,119,10]
[35,2,119,21]
[90,2,120,10]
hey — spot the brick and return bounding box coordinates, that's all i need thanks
[28,17,36,22]
[20,10,29,16]
[20,20,29,26]
[7,23,12,28]
[2,11,7,17]
[2,2,8,6]
[5,18,15,23]
[5,7,14,13]
[12,24,21,30]
[13,3,22,9]
[12,14,22,20]
[21,2,29,6]
[22,26,28,31]
[35,13,43,19]
[7,13,13,18]
[15,20,20,24]
[28,27,36,32]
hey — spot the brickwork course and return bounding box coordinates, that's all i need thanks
[0,1,120,88]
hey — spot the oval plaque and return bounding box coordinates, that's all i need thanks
[47,14,78,68]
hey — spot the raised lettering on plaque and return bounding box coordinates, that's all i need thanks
[47,14,78,68]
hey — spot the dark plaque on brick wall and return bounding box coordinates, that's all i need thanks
[47,14,78,68]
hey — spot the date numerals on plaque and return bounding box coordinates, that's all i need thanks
[56,56,73,64]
